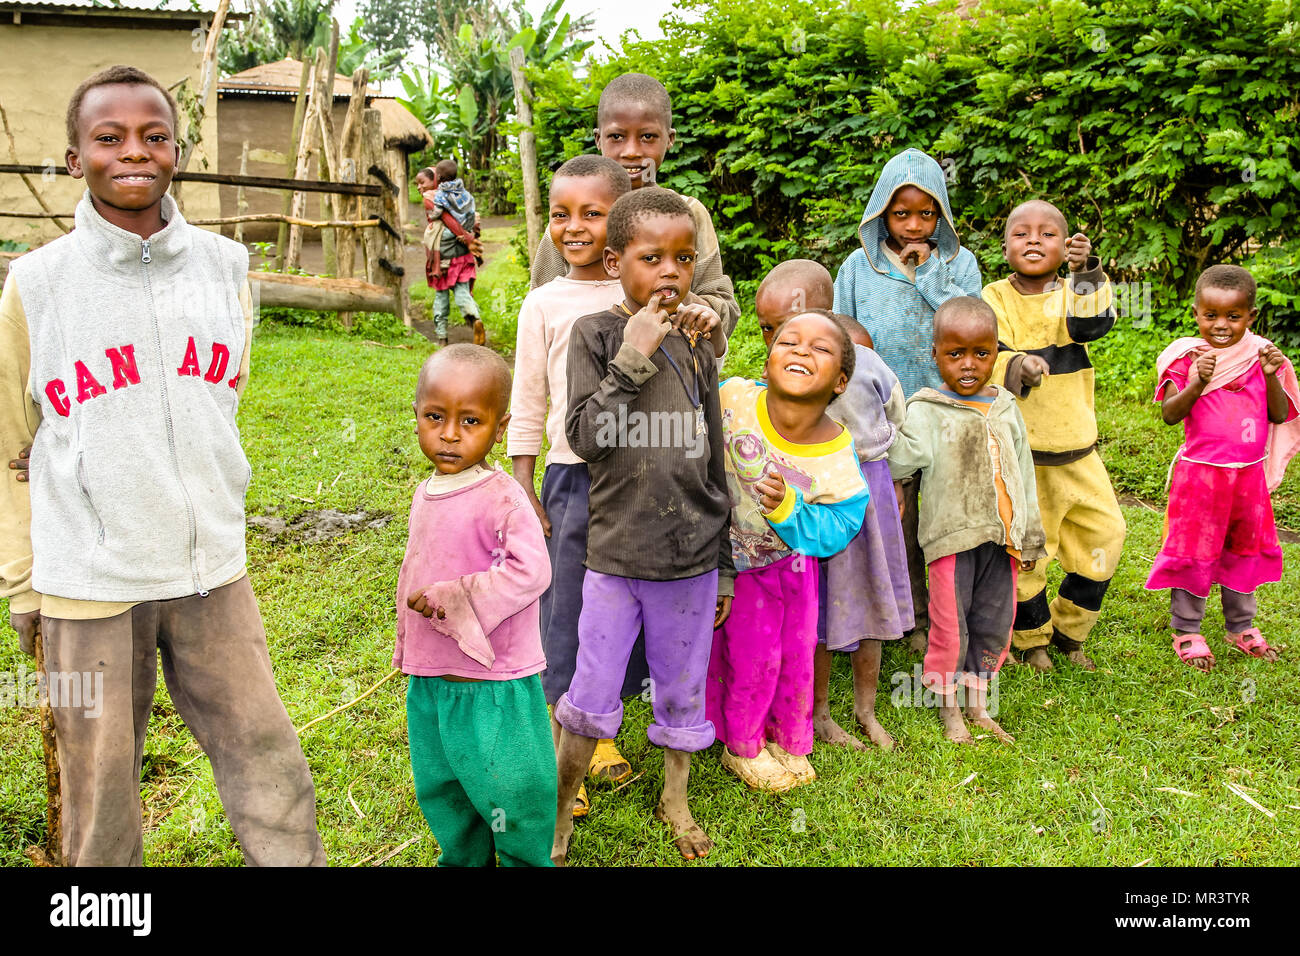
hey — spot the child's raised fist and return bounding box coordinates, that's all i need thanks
[1195,349,1217,385]
[1065,233,1092,272]
[1020,355,1051,389]
[1260,344,1285,376]
[623,292,674,358]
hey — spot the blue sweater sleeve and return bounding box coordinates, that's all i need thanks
[767,485,871,559]
[913,246,983,312]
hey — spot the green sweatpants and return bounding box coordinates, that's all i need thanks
[407,673,557,867]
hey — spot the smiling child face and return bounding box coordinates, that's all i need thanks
[67,83,177,232]
[604,212,696,313]
[548,174,620,280]
[764,312,848,402]
[594,101,675,189]
[1193,285,1257,350]
[1004,202,1068,280]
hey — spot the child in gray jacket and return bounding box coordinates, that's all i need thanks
[888,297,1046,745]
[1,66,323,866]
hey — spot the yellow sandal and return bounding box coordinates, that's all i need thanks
[588,738,633,783]
[572,782,590,818]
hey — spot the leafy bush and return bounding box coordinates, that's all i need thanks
[521,0,1300,350]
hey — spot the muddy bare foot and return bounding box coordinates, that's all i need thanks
[551,814,574,866]
[814,710,867,751]
[1022,647,1053,672]
[940,704,973,744]
[653,802,712,861]
[1065,649,1096,671]
[966,708,1015,743]
[854,709,895,751]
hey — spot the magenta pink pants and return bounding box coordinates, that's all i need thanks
[706,552,819,758]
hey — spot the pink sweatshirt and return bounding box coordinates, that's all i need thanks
[393,468,551,679]
[506,276,624,465]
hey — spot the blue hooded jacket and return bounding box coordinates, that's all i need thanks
[832,148,982,398]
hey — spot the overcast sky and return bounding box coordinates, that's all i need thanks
[327,0,684,75]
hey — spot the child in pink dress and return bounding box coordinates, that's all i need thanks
[1148,265,1300,670]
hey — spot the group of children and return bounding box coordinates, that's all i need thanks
[1,66,1296,869]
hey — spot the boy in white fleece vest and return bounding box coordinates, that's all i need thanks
[0,66,324,866]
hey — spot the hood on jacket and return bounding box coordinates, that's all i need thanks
[858,148,962,274]
[907,384,1015,415]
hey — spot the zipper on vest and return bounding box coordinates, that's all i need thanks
[140,255,205,596]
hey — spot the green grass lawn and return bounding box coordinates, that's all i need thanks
[2,250,1298,867]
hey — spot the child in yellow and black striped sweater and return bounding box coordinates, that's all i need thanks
[985,200,1126,672]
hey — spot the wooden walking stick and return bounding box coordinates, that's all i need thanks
[24,619,64,867]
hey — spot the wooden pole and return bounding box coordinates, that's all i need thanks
[233,139,249,244]
[286,50,328,272]
[358,108,383,288]
[386,146,410,326]
[250,271,397,313]
[508,45,541,259]
[337,68,369,281]
[23,623,63,867]
[173,0,231,213]
[276,57,313,270]
[319,19,341,274]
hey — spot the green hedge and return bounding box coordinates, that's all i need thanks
[520,0,1300,353]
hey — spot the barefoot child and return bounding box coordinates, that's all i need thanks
[888,298,1045,743]
[396,345,556,866]
[554,188,730,863]
[1148,265,1300,671]
[815,314,912,751]
[422,159,483,347]
[834,147,983,649]
[707,310,869,791]
[530,73,739,339]
[0,66,323,865]
[985,201,1126,671]
[508,155,633,815]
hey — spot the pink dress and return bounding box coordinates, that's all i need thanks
[1145,355,1290,597]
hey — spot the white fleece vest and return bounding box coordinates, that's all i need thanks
[12,192,251,601]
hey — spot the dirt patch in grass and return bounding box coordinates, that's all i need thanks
[248,508,393,545]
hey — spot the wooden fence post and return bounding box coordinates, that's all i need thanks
[275,57,313,270]
[233,139,249,244]
[508,44,542,260]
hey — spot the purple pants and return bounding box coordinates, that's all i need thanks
[706,552,819,758]
[817,458,915,652]
[556,569,718,752]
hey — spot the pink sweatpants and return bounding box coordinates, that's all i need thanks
[706,552,819,758]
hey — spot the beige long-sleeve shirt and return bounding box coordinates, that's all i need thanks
[529,190,740,338]
[0,275,254,620]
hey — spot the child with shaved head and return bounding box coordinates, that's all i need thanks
[529,73,739,340]
[985,200,1125,672]
[395,344,557,866]
[888,298,1045,744]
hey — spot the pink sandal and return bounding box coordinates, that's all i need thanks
[1172,633,1215,671]
[1224,627,1277,660]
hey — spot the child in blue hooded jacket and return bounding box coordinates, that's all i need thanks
[833,148,983,644]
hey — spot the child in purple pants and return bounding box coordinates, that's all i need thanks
[552,187,730,864]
